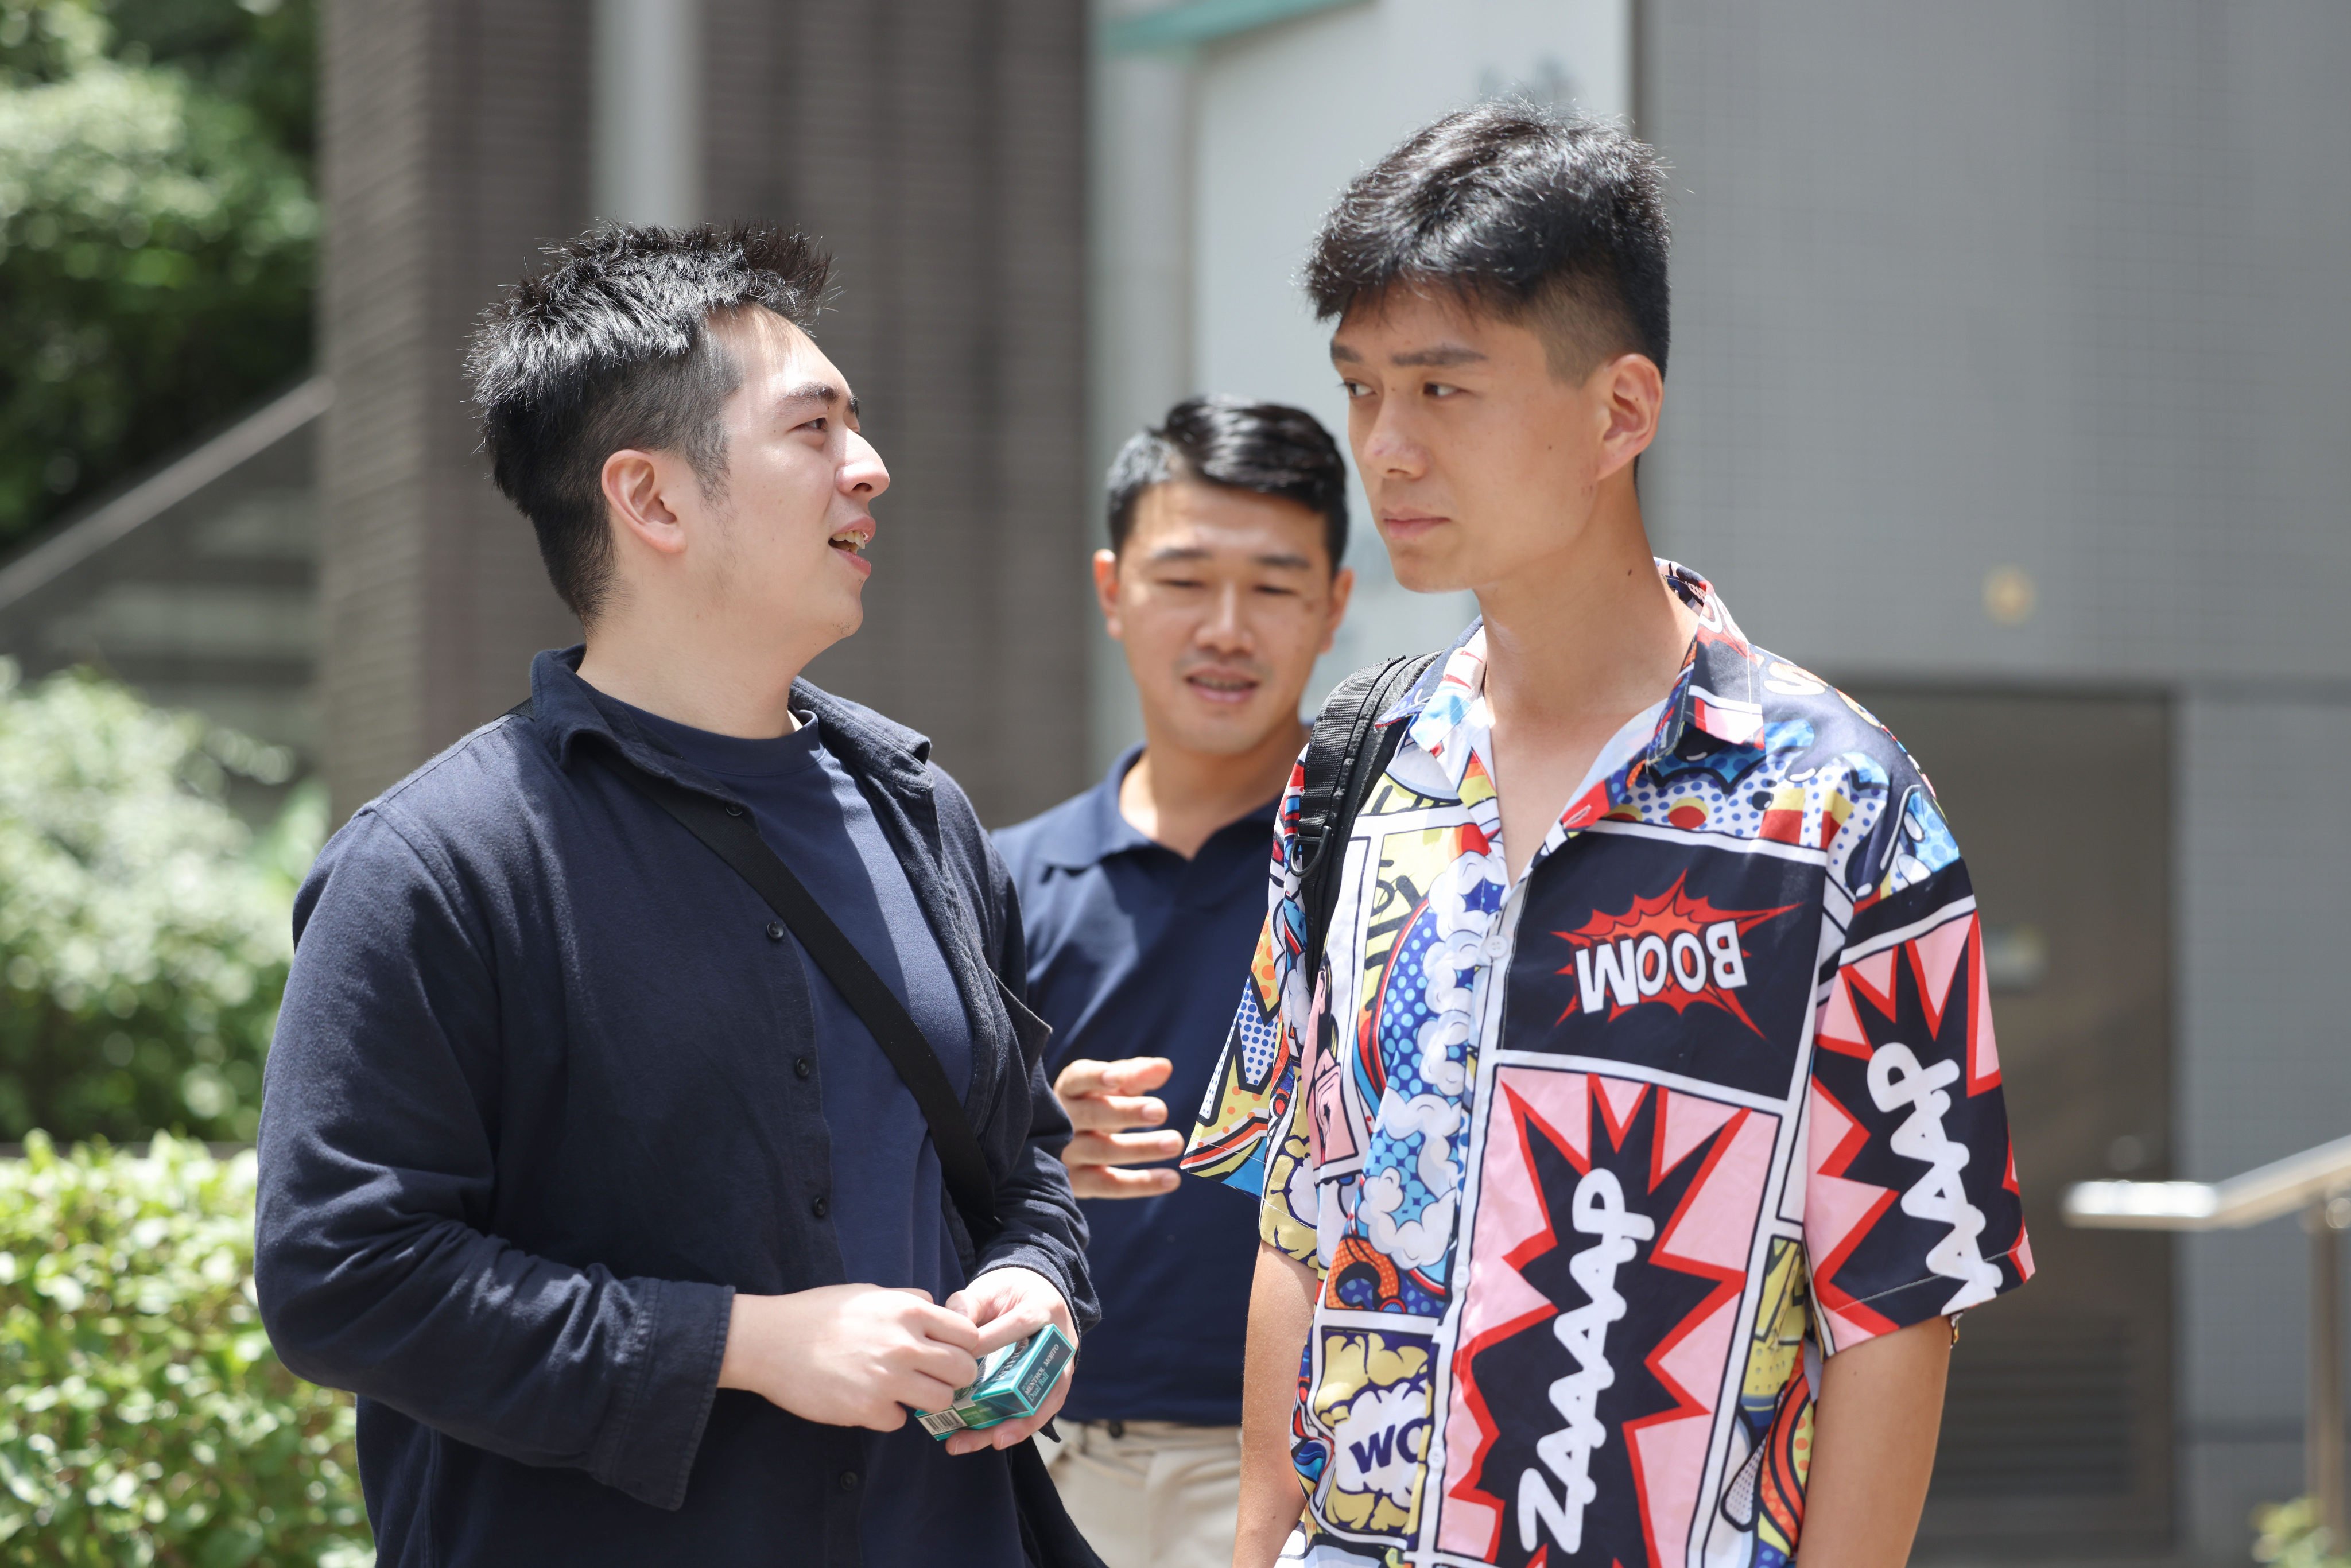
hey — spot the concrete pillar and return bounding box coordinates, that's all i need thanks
[316,0,588,817]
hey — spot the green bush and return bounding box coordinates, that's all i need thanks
[0,1132,370,1565]
[0,0,316,548]
[0,659,322,1143]
[2256,1499,2350,1567]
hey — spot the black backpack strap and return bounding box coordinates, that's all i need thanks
[1294,651,1440,987]
[581,739,1002,1239]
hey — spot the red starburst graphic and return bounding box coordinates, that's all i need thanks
[1552,872,1801,1037]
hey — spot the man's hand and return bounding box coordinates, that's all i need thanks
[717,1284,981,1431]
[1052,1056,1185,1198]
[938,1266,1079,1456]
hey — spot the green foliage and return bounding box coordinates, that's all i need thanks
[0,659,322,1143]
[0,0,316,549]
[2255,1499,2351,1568]
[0,1133,371,1566]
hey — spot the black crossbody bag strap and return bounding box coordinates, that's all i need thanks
[594,752,1002,1237]
[511,704,1106,1568]
[1294,651,1440,985]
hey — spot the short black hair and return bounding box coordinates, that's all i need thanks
[1105,396,1349,570]
[1305,102,1669,379]
[467,223,833,620]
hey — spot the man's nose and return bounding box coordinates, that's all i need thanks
[840,429,889,499]
[1197,583,1251,650]
[1360,403,1426,479]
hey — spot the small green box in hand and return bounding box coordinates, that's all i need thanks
[917,1324,1074,1439]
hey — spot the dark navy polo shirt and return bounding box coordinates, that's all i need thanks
[994,748,1271,1426]
[625,704,1020,1568]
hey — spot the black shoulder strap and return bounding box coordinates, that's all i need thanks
[509,701,1000,1237]
[1294,651,1439,987]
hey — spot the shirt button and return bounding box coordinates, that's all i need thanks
[766,921,786,941]
[838,1469,859,1493]
[794,1056,813,1080]
[810,1196,829,1218]
[1483,933,1510,962]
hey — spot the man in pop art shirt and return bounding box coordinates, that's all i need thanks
[1183,104,2030,1568]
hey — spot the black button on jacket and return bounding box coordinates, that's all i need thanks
[253,649,1096,1567]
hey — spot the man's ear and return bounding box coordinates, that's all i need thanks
[1592,352,1664,483]
[601,449,690,557]
[1092,548,1126,641]
[1320,565,1356,654]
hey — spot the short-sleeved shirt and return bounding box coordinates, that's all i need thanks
[1182,562,2032,1568]
[995,749,1271,1425]
[624,705,1024,1568]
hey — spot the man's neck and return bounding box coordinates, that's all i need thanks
[1120,716,1308,861]
[1474,494,1693,736]
[575,619,807,739]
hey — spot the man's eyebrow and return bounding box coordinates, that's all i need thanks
[1144,545,1211,563]
[1390,345,1486,368]
[1254,551,1315,570]
[778,381,841,408]
[1328,341,1487,368]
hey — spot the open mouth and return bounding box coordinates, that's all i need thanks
[827,523,871,556]
[1184,672,1260,706]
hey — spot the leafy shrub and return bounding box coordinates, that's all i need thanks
[0,0,316,548]
[2255,1499,2350,1567]
[0,660,322,1143]
[0,1132,370,1565]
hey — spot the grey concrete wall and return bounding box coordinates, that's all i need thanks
[702,0,1094,827]
[1642,2,2351,1557]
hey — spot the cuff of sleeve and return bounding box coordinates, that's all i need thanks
[591,1278,734,1511]
[1259,1201,1320,1270]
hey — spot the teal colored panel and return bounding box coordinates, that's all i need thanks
[1100,0,1367,56]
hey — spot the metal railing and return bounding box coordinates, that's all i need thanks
[2066,1133,2351,1536]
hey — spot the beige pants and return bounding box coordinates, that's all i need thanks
[1041,1420,1241,1568]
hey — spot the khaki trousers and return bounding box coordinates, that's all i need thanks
[1041,1420,1241,1568]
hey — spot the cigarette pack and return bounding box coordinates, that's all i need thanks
[916,1324,1073,1439]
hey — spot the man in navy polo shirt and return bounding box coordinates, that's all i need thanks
[996,398,1354,1568]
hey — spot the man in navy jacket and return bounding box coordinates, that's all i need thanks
[254,224,1096,1566]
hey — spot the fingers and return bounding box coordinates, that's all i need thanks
[969,1301,1052,1357]
[902,1299,984,1353]
[1070,1163,1182,1200]
[1064,1092,1170,1134]
[1063,1128,1185,1167]
[1051,1058,1113,1099]
[1052,1057,1173,1102]
[905,1337,982,1392]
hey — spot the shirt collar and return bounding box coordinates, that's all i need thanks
[1034,744,1283,873]
[519,645,937,803]
[1388,559,1767,795]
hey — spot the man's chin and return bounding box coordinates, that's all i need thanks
[1161,698,1295,759]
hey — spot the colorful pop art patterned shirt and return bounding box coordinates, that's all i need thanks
[1181,562,2031,1568]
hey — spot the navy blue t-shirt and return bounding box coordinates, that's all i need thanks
[626,704,1022,1565]
[994,748,1271,1426]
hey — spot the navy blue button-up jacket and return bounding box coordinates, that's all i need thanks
[254,649,1096,1567]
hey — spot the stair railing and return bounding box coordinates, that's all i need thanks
[2065,1132,2351,1536]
